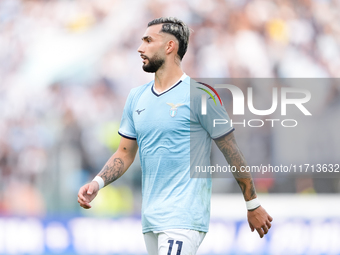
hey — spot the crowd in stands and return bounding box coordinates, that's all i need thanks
[0,0,339,216]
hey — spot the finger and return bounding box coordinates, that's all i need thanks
[87,183,94,195]
[266,220,272,229]
[78,188,87,202]
[268,215,273,222]
[81,204,91,209]
[248,222,254,232]
[78,197,86,205]
[80,202,91,209]
[78,198,91,209]
[256,228,264,238]
[262,225,268,235]
[82,204,91,209]
[77,197,86,207]
[78,193,88,203]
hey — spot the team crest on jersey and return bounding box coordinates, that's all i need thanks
[166,103,184,117]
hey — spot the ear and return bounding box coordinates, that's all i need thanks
[165,40,177,55]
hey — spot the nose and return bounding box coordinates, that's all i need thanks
[137,43,144,54]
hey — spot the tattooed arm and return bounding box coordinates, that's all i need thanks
[214,132,256,201]
[98,136,138,186]
[78,137,138,209]
[214,132,273,238]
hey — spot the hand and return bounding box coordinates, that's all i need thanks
[247,206,273,238]
[77,181,99,209]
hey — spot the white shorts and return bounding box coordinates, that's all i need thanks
[143,229,206,255]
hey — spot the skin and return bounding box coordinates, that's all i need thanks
[214,132,273,238]
[77,137,138,209]
[137,24,184,93]
[78,23,273,238]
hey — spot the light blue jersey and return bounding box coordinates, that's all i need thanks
[118,74,234,233]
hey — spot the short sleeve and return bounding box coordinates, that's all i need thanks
[195,93,234,139]
[118,90,137,140]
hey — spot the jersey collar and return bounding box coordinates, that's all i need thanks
[151,73,188,97]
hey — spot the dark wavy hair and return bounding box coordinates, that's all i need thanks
[148,17,190,60]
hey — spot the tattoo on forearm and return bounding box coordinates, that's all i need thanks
[98,158,124,186]
[215,133,256,201]
[236,179,256,201]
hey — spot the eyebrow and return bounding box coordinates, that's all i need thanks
[141,36,152,41]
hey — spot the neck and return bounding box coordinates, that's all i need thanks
[153,63,184,93]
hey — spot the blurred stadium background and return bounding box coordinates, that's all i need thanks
[0,0,340,254]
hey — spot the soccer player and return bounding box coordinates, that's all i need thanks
[78,17,273,255]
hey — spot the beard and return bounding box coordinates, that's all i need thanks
[142,53,165,73]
